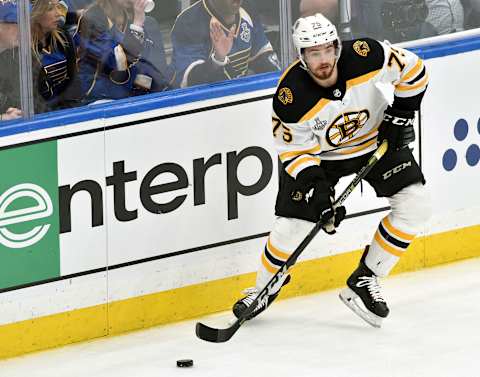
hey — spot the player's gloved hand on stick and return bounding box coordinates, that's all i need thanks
[320,199,346,235]
[290,166,346,234]
[377,106,415,150]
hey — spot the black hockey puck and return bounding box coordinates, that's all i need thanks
[176,359,194,368]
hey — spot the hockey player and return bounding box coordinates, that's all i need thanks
[170,0,281,88]
[232,13,431,327]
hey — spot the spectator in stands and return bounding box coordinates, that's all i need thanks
[73,0,172,104]
[298,0,438,43]
[426,0,464,34]
[0,0,78,121]
[354,0,438,42]
[170,0,281,88]
[0,0,23,121]
[31,0,78,111]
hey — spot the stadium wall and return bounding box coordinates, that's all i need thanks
[0,35,479,359]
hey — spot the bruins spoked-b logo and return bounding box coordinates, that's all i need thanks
[291,190,303,202]
[278,87,293,105]
[326,110,370,147]
[353,40,370,57]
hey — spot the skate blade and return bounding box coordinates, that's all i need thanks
[339,288,383,328]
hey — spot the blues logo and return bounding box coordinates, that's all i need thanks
[240,22,251,43]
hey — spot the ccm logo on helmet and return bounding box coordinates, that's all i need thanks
[382,162,412,180]
[383,114,415,127]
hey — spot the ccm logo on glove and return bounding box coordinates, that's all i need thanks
[382,113,415,126]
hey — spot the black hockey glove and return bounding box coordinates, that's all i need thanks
[290,166,346,234]
[320,200,347,235]
[377,106,415,150]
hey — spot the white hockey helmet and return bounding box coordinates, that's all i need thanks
[292,13,342,68]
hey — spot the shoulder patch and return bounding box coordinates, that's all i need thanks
[339,39,384,81]
[278,87,293,105]
[273,62,329,123]
[353,40,370,57]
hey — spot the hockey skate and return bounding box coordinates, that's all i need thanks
[233,275,291,320]
[339,249,389,328]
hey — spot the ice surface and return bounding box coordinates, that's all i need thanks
[1,258,479,377]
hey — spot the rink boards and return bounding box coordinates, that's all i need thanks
[0,37,479,358]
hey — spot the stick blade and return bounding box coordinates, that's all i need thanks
[195,320,240,343]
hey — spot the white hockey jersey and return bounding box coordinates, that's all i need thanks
[272,38,428,179]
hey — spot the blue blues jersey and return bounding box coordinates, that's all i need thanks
[37,46,70,101]
[171,0,279,88]
[35,29,77,110]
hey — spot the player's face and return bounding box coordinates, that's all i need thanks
[304,43,337,81]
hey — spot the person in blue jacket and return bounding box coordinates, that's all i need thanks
[73,0,173,104]
[171,0,281,88]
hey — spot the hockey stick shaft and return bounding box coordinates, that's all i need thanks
[196,140,388,343]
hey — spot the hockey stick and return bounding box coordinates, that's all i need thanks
[195,140,389,343]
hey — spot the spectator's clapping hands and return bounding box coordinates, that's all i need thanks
[210,18,235,61]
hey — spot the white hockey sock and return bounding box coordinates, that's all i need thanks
[366,182,431,277]
[366,214,416,277]
[255,217,312,293]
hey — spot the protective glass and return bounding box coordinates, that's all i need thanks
[0,16,23,122]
